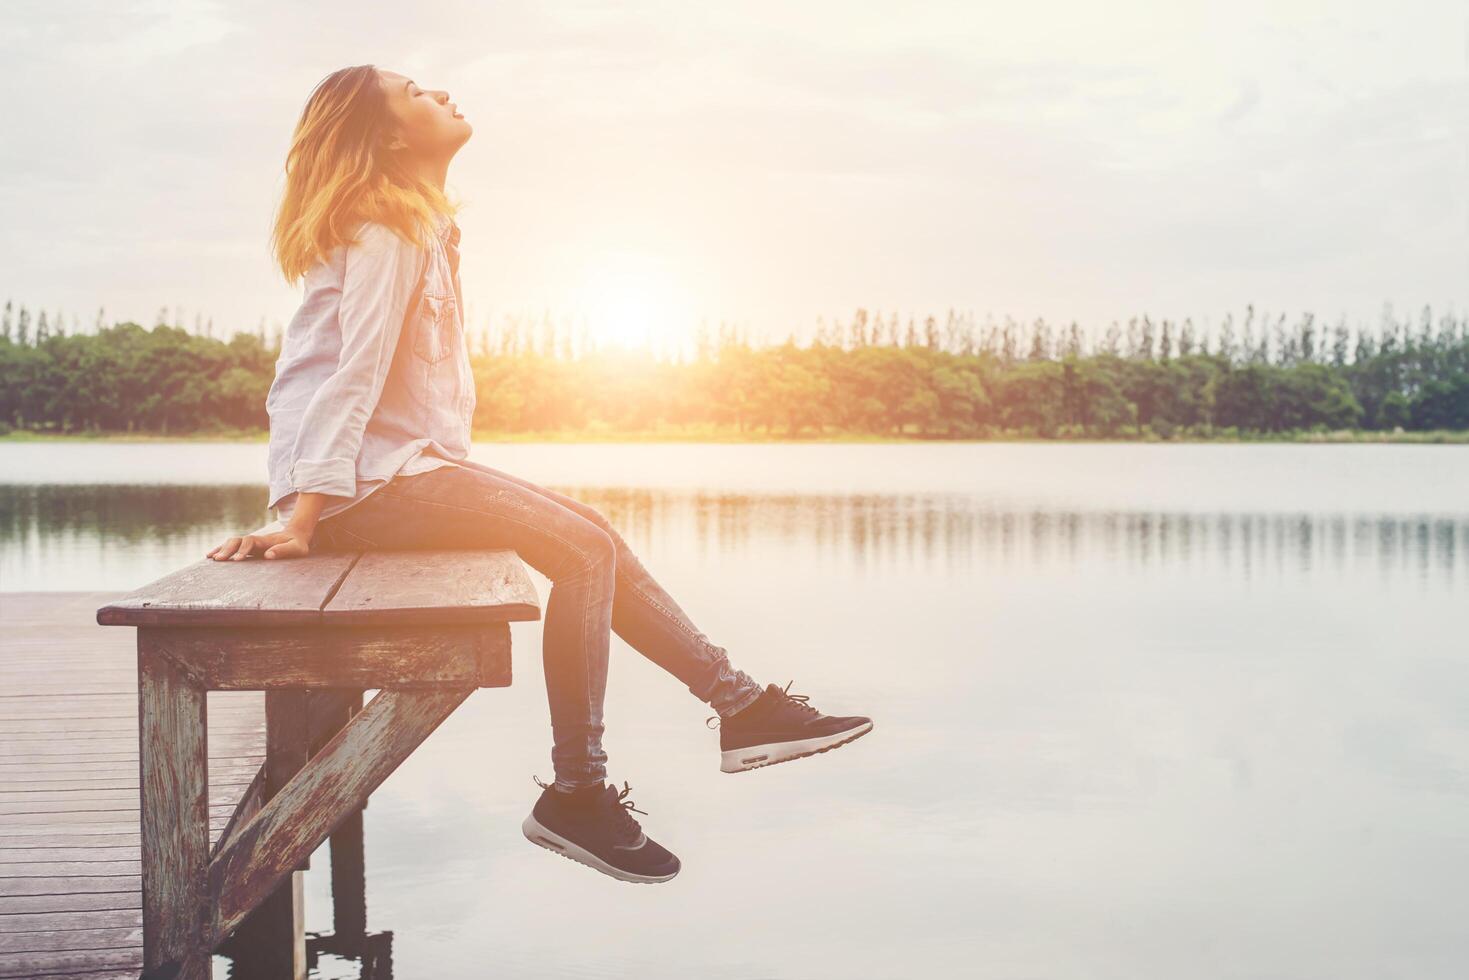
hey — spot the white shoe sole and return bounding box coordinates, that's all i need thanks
[721,720,874,773]
[521,813,680,884]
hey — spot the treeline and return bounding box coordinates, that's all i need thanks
[1,300,1466,438]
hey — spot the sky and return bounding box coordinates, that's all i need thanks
[1,0,1465,352]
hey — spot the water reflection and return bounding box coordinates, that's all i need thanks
[584,488,1467,586]
[3,457,1467,979]
[221,929,395,980]
[1,484,1464,591]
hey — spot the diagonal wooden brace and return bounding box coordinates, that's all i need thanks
[208,686,473,943]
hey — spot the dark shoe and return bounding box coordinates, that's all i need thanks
[708,680,874,773]
[521,776,681,883]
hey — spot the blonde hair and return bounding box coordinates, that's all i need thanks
[271,64,457,283]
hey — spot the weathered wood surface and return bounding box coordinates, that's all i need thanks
[230,690,312,978]
[97,548,540,628]
[311,692,366,942]
[20,548,538,975]
[209,686,472,941]
[94,555,357,628]
[216,689,363,977]
[137,638,211,977]
[323,549,540,625]
[0,592,265,980]
[138,621,513,689]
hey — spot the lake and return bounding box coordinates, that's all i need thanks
[2,442,1467,979]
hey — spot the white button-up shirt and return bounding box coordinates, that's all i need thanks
[262,211,474,534]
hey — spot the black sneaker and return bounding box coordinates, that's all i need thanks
[708,680,874,773]
[521,776,681,883]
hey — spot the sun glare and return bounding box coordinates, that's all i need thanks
[576,251,690,353]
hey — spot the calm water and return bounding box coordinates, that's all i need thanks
[2,443,1467,979]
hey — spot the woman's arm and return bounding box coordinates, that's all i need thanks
[283,490,329,541]
[209,222,427,562]
[286,221,428,499]
[207,491,328,561]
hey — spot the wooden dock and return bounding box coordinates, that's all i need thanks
[0,592,267,980]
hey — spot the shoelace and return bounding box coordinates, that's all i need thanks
[614,780,648,816]
[532,775,648,823]
[705,679,818,729]
[777,679,821,715]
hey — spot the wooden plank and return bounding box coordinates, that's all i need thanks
[142,623,510,689]
[0,753,153,766]
[0,773,261,805]
[0,723,142,736]
[0,720,260,738]
[0,876,141,898]
[0,720,258,736]
[3,813,225,834]
[0,847,138,862]
[0,834,141,849]
[4,813,241,833]
[0,804,138,818]
[136,637,210,979]
[95,549,541,629]
[211,687,472,940]
[0,685,136,698]
[0,908,142,933]
[0,927,142,953]
[0,709,134,724]
[1,816,146,830]
[0,846,140,858]
[0,947,142,978]
[0,736,258,756]
[2,795,248,815]
[0,706,258,724]
[0,891,140,914]
[5,771,257,791]
[0,861,139,876]
[95,553,360,627]
[0,759,260,776]
[323,549,540,625]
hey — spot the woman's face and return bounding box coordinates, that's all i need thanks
[377,68,472,160]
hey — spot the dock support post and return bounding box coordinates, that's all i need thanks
[138,635,211,980]
[221,690,311,978]
[315,691,369,945]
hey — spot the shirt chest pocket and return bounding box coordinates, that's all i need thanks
[412,290,459,364]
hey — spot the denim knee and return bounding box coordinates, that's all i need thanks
[557,522,617,582]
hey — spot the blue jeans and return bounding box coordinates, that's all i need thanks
[310,458,766,791]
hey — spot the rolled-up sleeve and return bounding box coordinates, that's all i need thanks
[287,222,427,498]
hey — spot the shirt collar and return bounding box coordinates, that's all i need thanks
[432,211,460,248]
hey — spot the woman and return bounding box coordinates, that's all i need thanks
[207,65,873,884]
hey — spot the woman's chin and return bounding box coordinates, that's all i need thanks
[447,124,473,152]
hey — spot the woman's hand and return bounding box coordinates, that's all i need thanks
[207,526,313,562]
